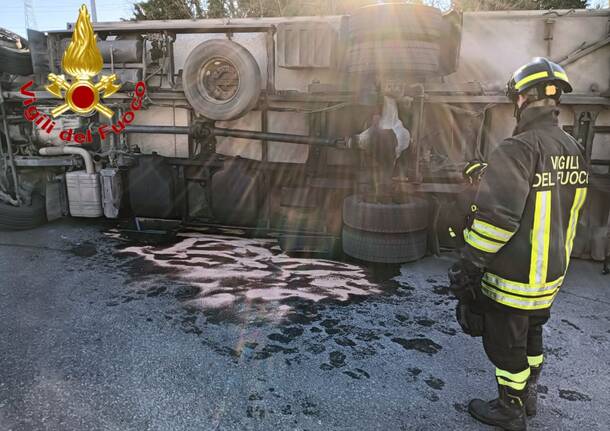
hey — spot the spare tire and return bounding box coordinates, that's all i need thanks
[342,226,427,263]
[349,3,442,42]
[345,40,440,75]
[0,29,32,75]
[183,39,261,121]
[0,194,46,230]
[343,194,429,233]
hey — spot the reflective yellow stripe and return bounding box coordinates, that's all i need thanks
[497,367,530,381]
[496,367,530,391]
[472,219,514,243]
[483,273,562,297]
[564,188,587,268]
[464,229,504,253]
[482,188,586,311]
[553,71,569,82]
[515,71,549,90]
[465,163,482,175]
[528,354,544,367]
[530,191,552,286]
[498,377,528,391]
[481,284,557,310]
[484,272,563,290]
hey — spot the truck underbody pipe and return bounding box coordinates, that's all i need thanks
[39,146,95,175]
[209,127,340,146]
[124,125,190,135]
[124,124,342,147]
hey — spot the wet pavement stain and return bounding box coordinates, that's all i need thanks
[146,286,167,297]
[69,242,98,258]
[254,344,299,360]
[304,342,326,355]
[432,284,452,296]
[545,346,569,361]
[248,393,264,401]
[246,405,266,419]
[424,376,445,390]
[267,333,292,344]
[407,367,422,378]
[343,368,370,380]
[334,336,356,347]
[416,318,435,327]
[391,337,443,356]
[453,403,468,413]
[437,325,457,336]
[561,319,583,332]
[559,389,591,402]
[300,399,319,416]
[329,351,347,368]
[395,314,409,323]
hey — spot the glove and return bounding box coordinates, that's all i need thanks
[448,259,483,301]
[456,301,485,337]
[449,259,485,337]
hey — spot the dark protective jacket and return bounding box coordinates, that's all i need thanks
[461,107,588,315]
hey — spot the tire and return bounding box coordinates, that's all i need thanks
[342,226,427,263]
[183,39,261,121]
[343,194,429,233]
[346,40,440,75]
[0,194,46,230]
[349,4,442,42]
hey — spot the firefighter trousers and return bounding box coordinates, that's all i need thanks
[482,309,549,395]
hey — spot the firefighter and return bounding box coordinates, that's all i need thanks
[448,57,588,431]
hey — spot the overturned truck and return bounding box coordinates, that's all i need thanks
[0,4,609,264]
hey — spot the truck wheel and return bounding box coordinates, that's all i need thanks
[343,194,429,233]
[342,226,427,263]
[0,194,46,230]
[346,40,440,76]
[183,39,261,121]
[0,29,32,76]
[349,3,442,42]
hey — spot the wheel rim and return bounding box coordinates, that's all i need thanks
[197,57,240,105]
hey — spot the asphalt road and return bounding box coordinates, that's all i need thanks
[0,219,608,431]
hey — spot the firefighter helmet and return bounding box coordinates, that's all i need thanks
[506,57,572,103]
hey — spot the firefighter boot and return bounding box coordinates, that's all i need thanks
[525,365,542,416]
[468,384,527,431]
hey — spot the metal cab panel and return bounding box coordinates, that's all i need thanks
[276,21,337,69]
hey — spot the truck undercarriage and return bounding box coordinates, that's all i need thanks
[0,5,608,265]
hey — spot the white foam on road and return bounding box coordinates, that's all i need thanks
[122,233,381,309]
